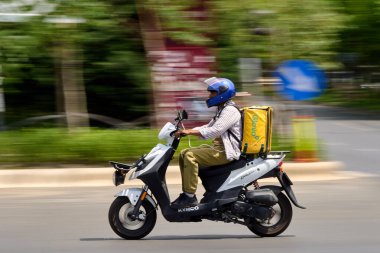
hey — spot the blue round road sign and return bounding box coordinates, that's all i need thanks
[274,60,326,101]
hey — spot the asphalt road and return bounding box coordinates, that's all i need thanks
[288,104,380,174]
[314,105,380,174]
[1,177,379,253]
[1,104,379,253]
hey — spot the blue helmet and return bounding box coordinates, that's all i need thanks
[204,77,236,107]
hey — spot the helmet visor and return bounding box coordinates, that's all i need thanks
[204,77,219,86]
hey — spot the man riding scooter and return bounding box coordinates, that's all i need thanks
[108,77,305,239]
[171,77,242,208]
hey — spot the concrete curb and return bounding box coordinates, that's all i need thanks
[0,161,370,188]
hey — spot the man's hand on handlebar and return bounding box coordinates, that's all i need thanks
[174,130,189,139]
[174,129,203,139]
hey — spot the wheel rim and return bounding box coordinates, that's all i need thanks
[256,204,281,227]
[118,203,146,230]
[245,192,293,237]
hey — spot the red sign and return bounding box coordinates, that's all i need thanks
[149,45,216,127]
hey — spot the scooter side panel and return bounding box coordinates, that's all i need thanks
[217,158,282,192]
[130,144,171,179]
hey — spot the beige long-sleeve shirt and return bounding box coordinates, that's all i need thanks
[193,101,242,161]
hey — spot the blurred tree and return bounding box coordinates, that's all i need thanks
[335,0,380,69]
[212,0,345,74]
[143,1,215,46]
[0,0,363,129]
[0,0,150,126]
[145,0,344,84]
[0,17,56,124]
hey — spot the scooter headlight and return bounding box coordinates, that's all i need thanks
[112,170,126,186]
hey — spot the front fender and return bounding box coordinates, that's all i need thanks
[115,188,157,208]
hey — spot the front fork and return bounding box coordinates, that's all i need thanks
[115,185,156,221]
[129,185,150,220]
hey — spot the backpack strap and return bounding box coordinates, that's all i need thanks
[222,104,242,148]
[227,129,240,143]
[213,103,242,144]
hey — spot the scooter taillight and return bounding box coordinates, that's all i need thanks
[278,161,283,172]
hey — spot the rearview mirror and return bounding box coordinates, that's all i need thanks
[176,110,188,121]
[181,110,188,120]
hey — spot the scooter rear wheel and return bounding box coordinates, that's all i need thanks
[109,196,157,240]
[245,192,292,237]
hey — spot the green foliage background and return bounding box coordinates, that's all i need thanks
[1,0,150,124]
[1,0,378,124]
[0,128,292,166]
[1,0,380,165]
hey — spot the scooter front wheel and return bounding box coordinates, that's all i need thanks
[108,196,157,240]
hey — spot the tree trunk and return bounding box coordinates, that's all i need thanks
[54,36,89,129]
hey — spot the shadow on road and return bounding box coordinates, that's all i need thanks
[80,234,295,241]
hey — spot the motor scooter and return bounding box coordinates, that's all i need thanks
[108,110,305,239]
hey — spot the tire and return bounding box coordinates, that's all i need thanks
[245,192,292,237]
[108,196,157,240]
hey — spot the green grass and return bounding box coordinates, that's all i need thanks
[0,128,294,167]
[313,88,380,111]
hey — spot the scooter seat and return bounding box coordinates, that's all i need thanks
[199,157,253,193]
[199,158,247,178]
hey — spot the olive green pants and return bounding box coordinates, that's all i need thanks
[179,145,230,194]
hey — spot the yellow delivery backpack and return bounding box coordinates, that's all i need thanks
[240,106,273,157]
